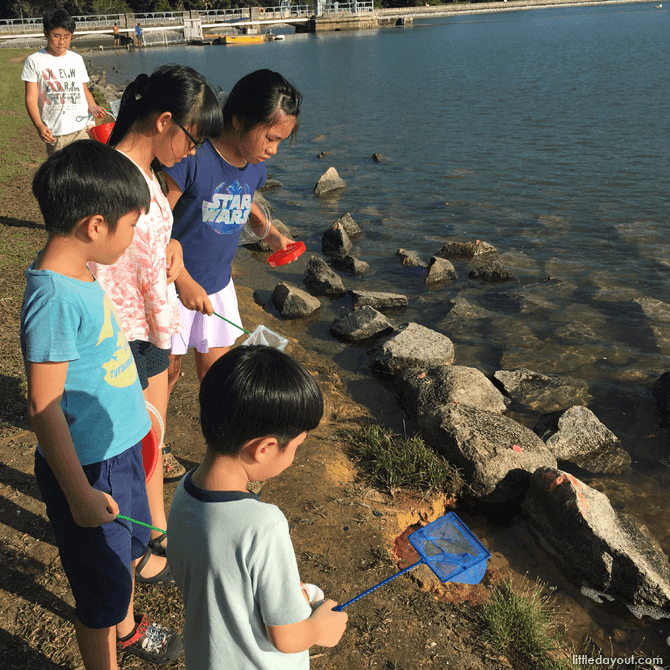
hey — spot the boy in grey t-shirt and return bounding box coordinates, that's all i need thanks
[167,346,347,669]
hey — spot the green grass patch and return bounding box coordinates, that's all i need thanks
[480,577,571,670]
[342,423,462,495]
[0,49,45,189]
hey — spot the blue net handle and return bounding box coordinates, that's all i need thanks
[333,560,422,611]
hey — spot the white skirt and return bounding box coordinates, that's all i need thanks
[171,279,243,355]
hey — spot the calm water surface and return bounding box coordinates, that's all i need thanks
[92,1,670,650]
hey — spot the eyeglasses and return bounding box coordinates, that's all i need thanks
[173,119,205,150]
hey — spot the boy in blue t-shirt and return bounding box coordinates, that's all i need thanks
[167,346,348,669]
[21,140,182,669]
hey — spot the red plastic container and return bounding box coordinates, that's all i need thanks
[141,426,159,483]
[89,122,115,144]
[267,241,306,267]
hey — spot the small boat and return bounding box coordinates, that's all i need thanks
[656,3,662,7]
[224,34,266,45]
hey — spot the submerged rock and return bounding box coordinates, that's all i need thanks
[436,240,496,258]
[303,256,345,295]
[493,367,592,413]
[442,296,497,321]
[396,365,508,427]
[258,178,283,191]
[271,282,321,319]
[349,290,408,310]
[523,467,670,613]
[421,404,556,506]
[396,248,427,268]
[331,306,394,342]
[314,167,346,196]
[369,323,454,374]
[469,260,514,282]
[533,406,631,475]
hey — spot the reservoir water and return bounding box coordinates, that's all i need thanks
[90,1,670,653]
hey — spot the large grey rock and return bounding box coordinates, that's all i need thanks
[396,248,427,268]
[349,290,408,310]
[436,240,496,258]
[369,323,454,374]
[469,260,515,282]
[271,282,321,319]
[334,213,361,238]
[321,222,352,257]
[330,254,370,275]
[303,256,345,295]
[493,367,593,412]
[397,365,507,428]
[421,404,556,505]
[425,257,457,284]
[314,167,346,196]
[533,406,631,475]
[331,306,394,342]
[522,467,670,612]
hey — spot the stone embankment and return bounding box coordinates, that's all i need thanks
[244,172,670,622]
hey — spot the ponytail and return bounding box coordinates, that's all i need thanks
[107,65,223,193]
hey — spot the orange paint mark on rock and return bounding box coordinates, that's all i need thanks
[548,471,589,516]
[549,473,568,491]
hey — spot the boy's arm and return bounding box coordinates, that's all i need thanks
[267,599,348,654]
[82,83,106,119]
[24,81,54,144]
[27,361,118,527]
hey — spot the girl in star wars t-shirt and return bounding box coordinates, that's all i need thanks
[164,69,301,392]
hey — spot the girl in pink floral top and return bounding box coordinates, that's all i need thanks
[89,64,223,586]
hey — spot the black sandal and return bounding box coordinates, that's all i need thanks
[135,545,175,585]
[148,532,167,558]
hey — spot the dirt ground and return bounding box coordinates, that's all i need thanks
[1,123,667,670]
[0,123,518,670]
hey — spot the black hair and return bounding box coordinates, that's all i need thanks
[200,345,323,456]
[223,69,302,142]
[109,64,223,193]
[43,8,76,34]
[32,140,150,235]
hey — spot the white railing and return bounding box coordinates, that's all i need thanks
[197,8,246,22]
[317,0,375,14]
[133,11,187,26]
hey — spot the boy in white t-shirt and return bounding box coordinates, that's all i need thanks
[22,8,106,155]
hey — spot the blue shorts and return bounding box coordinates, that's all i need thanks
[35,442,151,629]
